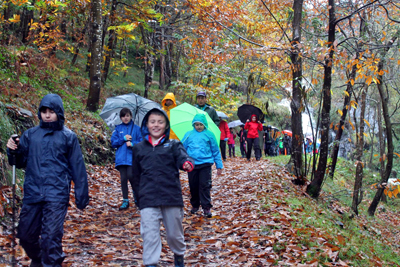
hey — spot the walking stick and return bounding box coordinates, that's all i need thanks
[10,134,19,267]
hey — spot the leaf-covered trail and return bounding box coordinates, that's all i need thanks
[6,158,348,266]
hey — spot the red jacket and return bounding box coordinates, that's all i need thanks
[219,120,230,140]
[228,132,235,145]
[244,115,262,138]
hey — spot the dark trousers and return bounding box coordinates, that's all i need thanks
[264,143,275,156]
[239,141,246,157]
[188,164,213,210]
[228,144,235,157]
[117,165,137,202]
[17,202,68,267]
[246,137,261,160]
[219,140,227,160]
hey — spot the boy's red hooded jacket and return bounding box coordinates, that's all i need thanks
[244,114,262,138]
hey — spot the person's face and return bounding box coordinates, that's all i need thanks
[252,116,256,122]
[196,96,206,106]
[194,122,205,132]
[40,108,58,122]
[120,113,132,124]
[147,114,167,139]
[165,99,173,107]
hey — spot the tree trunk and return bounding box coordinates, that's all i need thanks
[329,53,358,179]
[20,5,34,43]
[288,0,304,183]
[368,55,395,216]
[306,0,335,198]
[72,19,89,66]
[352,85,367,215]
[86,0,103,112]
[159,26,165,91]
[2,3,12,44]
[102,0,117,83]
[140,24,155,98]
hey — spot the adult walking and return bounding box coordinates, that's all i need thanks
[194,91,220,126]
[218,117,230,161]
[244,114,263,161]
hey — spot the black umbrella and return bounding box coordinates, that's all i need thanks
[237,104,265,124]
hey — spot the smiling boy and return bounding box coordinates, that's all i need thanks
[131,108,194,267]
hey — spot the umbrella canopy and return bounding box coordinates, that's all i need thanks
[216,111,228,119]
[228,120,244,128]
[282,130,292,137]
[237,104,265,124]
[170,103,221,145]
[263,125,280,131]
[100,93,161,131]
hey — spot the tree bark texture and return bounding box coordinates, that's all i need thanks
[329,53,357,179]
[307,0,335,198]
[102,0,118,83]
[289,0,304,182]
[368,47,395,216]
[86,0,103,112]
[352,85,367,215]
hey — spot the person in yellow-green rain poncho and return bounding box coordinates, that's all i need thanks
[161,92,180,140]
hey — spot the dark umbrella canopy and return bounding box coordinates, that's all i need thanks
[237,104,265,124]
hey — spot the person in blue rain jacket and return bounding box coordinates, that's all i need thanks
[111,108,142,210]
[182,113,223,218]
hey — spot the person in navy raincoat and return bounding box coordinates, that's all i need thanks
[6,94,89,267]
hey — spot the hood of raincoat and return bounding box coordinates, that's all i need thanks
[192,113,208,129]
[141,108,170,141]
[250,114,257,121]
[38,94,65,130]
[161,93,177,110]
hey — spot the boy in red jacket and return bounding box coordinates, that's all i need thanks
[244,114,263,161]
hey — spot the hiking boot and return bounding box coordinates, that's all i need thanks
[190,208,199,214]
[174,254,184,267]
[119,199,129,210]
[203,208,212,218]
[256,158,260,161]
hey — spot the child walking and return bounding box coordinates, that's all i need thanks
[111,108,142,210]
[182,114,223,218]
[131,108,194,267]
[244,114,263,161]
[6,94,89,267]
[228,128,236,157]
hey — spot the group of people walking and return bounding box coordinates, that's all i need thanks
[5,90,292,267]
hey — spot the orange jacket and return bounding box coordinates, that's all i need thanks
[161,93,179,140]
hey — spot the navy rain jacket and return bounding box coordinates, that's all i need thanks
[7,94,89,209]
[131,108,194,209]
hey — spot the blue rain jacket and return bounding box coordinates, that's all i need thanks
[182,113,223,169]
[111,120,142,167]
[7,94,89,209]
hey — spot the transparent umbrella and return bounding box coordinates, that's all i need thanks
[100,93,161,131]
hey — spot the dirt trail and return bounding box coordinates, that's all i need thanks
[3,158,305,266]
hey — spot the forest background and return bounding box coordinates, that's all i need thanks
[1,0,400,265]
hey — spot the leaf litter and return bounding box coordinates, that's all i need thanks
[0,158,399,266]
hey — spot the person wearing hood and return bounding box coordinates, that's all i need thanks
[194,91,220,126]
[161,92,179,140]
[244,114,263,161]
[131,108,194,267]
[111,108,142,210]
[6,94,89,267]
[182,113,223,218]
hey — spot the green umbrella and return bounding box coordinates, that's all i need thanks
[170,103,221,146]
